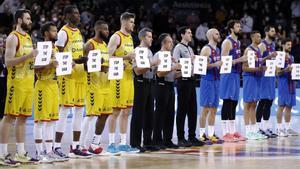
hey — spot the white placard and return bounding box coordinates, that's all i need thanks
[276,51,285,68]
[292,63,300,80]
[157,51,171,71]
[247,50,256,68]
[56,52,73,76]
[193,55,207,75]
[264,60,276,77]
[135,47,150,68]
[220,55,233,74]
[34,41,52,66]
[179,58,192,78]
[108,58,124,80]
[87,50,101,72]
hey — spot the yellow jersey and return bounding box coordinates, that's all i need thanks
[60,25,85,80]
[7,31,34,87]
[36,46,58,81]
[86,38,110,92]
[114,31,134,70]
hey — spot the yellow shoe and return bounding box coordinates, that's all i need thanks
[14,153,39,164]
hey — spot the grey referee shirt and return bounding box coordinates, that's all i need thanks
[153,51,176,82]
[133,47,154,79]
[173,42,194,76]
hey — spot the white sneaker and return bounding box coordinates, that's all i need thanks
[286,129,299,136]
[277,129,288,137]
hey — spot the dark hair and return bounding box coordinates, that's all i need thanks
[138,27,153,40]
[250,30,260,38]
[264,25,275,33]
[158,33,171,45]
[63,5,78,16]
[120,12,135,21]
[14,9,31,23]
[227,19,240,33]
[282,38,292,45]
[94,20,107,28]
[177,26,191,39]
[41,22,56,36]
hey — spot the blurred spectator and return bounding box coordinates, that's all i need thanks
[240,12,253,33]
[195,22,208,47]
[291,0,300,18]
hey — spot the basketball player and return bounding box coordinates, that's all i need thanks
[152,33,181,149]
[174,26,204,147]
[80,20,118,154]
[220,20,247,142]
[276,38,299,137]
[33,22,67,162]
[107,12,137,152]
[0,9,38,166]
[199,28,223,144]
[242,31,267,140]
[256,25,278,138]
[54,5,91,158]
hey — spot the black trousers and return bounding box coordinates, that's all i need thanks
[176,79,197,140]
[153,81,175,145]
[0,76,6,119]
[130,78,154,147]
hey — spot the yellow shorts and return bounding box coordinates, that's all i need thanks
[5,82,33,117]
[110,70,134,109]
[86,86,113,116]
[34,80,59,122]
[58,77,86,107]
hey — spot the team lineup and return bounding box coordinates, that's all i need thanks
[0,5,299,167]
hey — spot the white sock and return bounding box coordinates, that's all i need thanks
[72,141,79,149]
[109,133,115,145]
[92,134,101,145]
[245,125,250,135]
[285,122,290,130]
[277,123,282,130]
[54,142,61,148]
[221,120,228,135]
[257,122,262,130]
[251,124,257,132]
[36,143,43,155]
[199,128,206,137]
[16,143,26,155]
[45,142,52,153]
[0,144,8,157]
[208,126,214,137]
[229,120,236,134]
[262,120,267,130]
[120,133,127,145]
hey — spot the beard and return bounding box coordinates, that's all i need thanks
[269,34,276,41]
[233,31,241,37]
[98,32,108,41]
[21,22,32,31]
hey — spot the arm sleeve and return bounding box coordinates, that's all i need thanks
[55,30,67,47]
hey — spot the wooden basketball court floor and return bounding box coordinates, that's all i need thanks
[1,115,300,169]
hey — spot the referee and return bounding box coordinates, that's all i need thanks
[130,28,160,152]
[152,33,181,149]
[174,26,204,147]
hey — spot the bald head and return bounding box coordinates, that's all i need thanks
[206,28,221,43]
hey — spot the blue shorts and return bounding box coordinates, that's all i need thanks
[243,75,260,103]
[278,77,296,107]
[220,73,240,101]
[200,79,219,108]
[259,76,276,100]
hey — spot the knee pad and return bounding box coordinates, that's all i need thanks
[56,108,69,133]
[72,107,84,131]
[34,122,44,140]
[45,122,55,140]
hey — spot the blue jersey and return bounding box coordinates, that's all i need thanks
[259,39,276,100]
[243,45,263,77]
[227,36,242,73]
[202,44,221,81]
